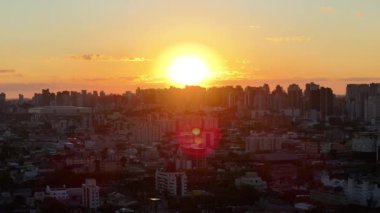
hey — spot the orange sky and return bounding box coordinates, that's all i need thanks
[1,0,380,98]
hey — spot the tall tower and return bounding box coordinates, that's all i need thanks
[287,84,302,117]
[346,84,370,121]
[271,85,288,112]
[320,87,334,121]
[82,179,100,210]
[0,92,5,105]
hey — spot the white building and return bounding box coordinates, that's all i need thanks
[155,170,187,196]
[235,172,267,191]
[45,186,69,200]
[34,180,98,209]
[82,179,100,209]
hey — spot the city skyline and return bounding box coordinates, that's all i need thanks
[1,81,377,100]
[2,1,380,212]
[1,0,380,97]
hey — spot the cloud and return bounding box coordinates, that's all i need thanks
[70,54,152,62]
[70,54,112,61]
[121,57,152,62]
[79,75,159,83]
[353,11,364,18]
[81,77,112,82]
[133,75,165,84]
[248,25,261,30]
[119,76,140,81]
[0,69,16,74]
[265,36,311,43]
[320,6,336,14]
[0,69,22,78]
[74,76,137,83]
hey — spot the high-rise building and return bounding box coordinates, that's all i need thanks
[271,85,288,112]
[304,82,320,111]
[41,89,52,106]
[18,94,24,105]
[287,84,302,116]
[0,92,5,105]
[82,179,100,210]
[365,96,380,124]
[305,82,320,96]
[155,169,187,196]
[369,83,380,96]
[346,84,370,121]
[244,85,270,110]
[255,84,270,111]
[0,92,5,113]
[56,91,71,106]
[228,86,244,108]
[81,90,88,106]
[320,87,334,121]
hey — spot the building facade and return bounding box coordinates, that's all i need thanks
[82,179,100,209]
[155,170,187,196]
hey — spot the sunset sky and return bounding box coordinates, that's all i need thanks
[1,0,380,98]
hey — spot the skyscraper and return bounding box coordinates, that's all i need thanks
[82,179,100,210]
[0,92,5,105]
[346,84,370,121]
[288,84,303,112]
[271,85,288,112]
[365,96,380,124]
[304,82,320,112]
[320,87,334,121]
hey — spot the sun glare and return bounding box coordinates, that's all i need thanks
[154,43,222,87]
[168,55,210,85]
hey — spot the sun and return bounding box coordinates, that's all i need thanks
[168,55,210,85]
[154,43,222,87]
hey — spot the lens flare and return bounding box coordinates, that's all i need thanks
[176,128,220,158]
[192,127,201,136]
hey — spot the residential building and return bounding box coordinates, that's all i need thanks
[155,170,187,196]
[235,172,267,191]
[245,133,284,153]
[82,179,100,209]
